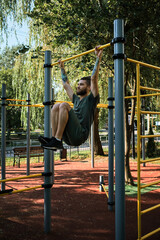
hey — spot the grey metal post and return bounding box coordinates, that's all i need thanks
[44,50,52,233]
[27,93,31,175]
[99,175,104,192]
[114,19,125,240]
[108,77,114,211]
[1,83,6,191]
[91,122,94,168]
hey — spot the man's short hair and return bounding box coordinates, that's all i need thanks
[80,76,91,86]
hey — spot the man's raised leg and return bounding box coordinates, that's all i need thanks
[42,102,71,150]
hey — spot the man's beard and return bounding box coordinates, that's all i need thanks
[76,89,87,96]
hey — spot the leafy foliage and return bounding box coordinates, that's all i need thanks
[1,0,160,131]
[0,0,33,31]
[0,68,21,133]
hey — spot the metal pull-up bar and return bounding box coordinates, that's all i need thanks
[51,42,111,66]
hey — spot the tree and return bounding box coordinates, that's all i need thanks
[0,0,33,32]
[27,0,160,182]
[3,0,160,182]
[0,68,21,136]
[0,46,31,135]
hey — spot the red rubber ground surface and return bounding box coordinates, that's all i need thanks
[0,157,159,240]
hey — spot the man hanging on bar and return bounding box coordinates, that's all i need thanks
[39,46,103,150]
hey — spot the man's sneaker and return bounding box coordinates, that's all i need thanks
[43,137,64,150]
[38,136,51,146]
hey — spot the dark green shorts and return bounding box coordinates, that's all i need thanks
[62,109,88,146]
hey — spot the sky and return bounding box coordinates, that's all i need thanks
[0,19,30,52]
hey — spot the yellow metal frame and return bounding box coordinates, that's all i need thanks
[101,184,109,198]
[6,98,27,102]
[136,63,141,240]
[0,185,42,196]
[131,60,160,240]
[125,92,160,99]
[0,173,44,196]
[127,58,160,71]
[51,43,111,67]
[7,101,108,109]
[7,104,44,108]
[0,173,42,183]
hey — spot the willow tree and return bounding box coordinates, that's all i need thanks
[0,0,33,41]
[26,0,160,184]
[2,0,160,183]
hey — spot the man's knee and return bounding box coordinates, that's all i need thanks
[59,102,71,111]
[51,103,60,114]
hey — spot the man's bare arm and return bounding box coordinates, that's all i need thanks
[91,46,103,97]
[58,60,74,101]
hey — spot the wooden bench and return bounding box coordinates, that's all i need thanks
[13,146,44,167]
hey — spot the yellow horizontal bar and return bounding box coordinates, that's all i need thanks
[141,92,160,97]
[30,104,44,108]
[141,203,160,215]
[140,180,160,189]
[127,58,160,70]
[11,185,42,194]
[140,157,160,163]
[97,103,108,108]
[140,134,160,139]
[125,92,160,99]
[8,104,44,108]
[102,184,109,198]
[6,98,27,102]
[55,100,73,107]
[125,95,137,99]
[55,100,108,108]
[141,110,160,115]
[0,185,42,196]
[0,173,42,183]
[140,86,160,93]
[141,227,160,240]
[51,43,111,67]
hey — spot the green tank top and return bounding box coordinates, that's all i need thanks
[72,92,99,137]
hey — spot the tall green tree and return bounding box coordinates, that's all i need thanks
[0,68,21,136]
[0,0,33,31]
[27,0,160,183]
[4,0,160,183]
[0,46,31,134]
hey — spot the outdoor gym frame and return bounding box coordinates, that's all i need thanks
[1,19,125,238]
[43,19,125,239]
[1,18,160,239]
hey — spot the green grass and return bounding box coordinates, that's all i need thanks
[105,183,160,198]
[4,149,91,167]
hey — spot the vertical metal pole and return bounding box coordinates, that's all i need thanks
[91,122,94,168]
[44,51,52,233]
[1,83,6,191]
[99,175,104,192]
[27,93,31,175]
[136,64,141,240]
[108,77,114,211]
[114,19,125,240]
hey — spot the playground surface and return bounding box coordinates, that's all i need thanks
[0,156,160,240]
